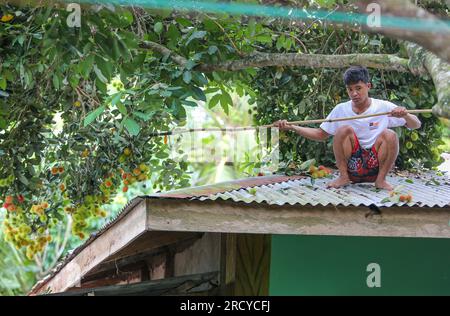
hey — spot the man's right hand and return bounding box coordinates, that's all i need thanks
[274,120,293,131]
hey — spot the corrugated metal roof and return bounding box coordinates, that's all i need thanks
[151,175,304,198]
[194,173,450,207]
[152,171,450,208]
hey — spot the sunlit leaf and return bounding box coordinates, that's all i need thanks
[84,105,106,126]
[123,117,140,136]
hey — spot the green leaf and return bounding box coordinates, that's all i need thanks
[110,93,122,106]
[154,22,163,34]
[186,31,207,45]
[236,85,244,97]
[160,90,172,97]
[191,86,207,102]
[78,55,95,79]
[255,34,272,44]
[84,105,106,126]
[17,35,25,46]
[299,159,316,171]
[0,77,6,90]
[221,90,233,107]
[69,75,80,89]
[185,60,196,70]
[95,56,112,81]
[95,78,107,94]
[93,65,108,83]
[405,179,414,184]
[192,72,208,86]
[209,94,221,109]
[18,174,29,186]
[167,24,181,42]
[205,87,220,94]
[380,197,391,203]
[118,39,132,61]
[220,94,229,115]
[0,117,7,129]
[208,46,218,55]
[117,103,127,115]
[248,18,256,37]
[176,17,193,27]
[124,117,140,136]
[203,19,220,32]
[276,35,285,50]
[111,38,121,61]
[133,111,153,121]
[121,10,134,27]
[118,30,138,49]
[181,100,197,107]
[156,151,169,159]
[183,71,192,84]
[212,71,222,82]
[52,74,60,90]
[316,0,337,8]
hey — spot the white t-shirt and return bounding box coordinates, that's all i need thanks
[320,98,406,149]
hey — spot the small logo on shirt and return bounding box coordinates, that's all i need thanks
[369,122,380,130]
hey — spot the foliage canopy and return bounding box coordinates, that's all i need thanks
[0,1,447,263]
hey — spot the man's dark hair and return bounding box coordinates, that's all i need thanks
[343,66,370,85]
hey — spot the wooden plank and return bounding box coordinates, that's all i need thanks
[173,232,221,277]
[105,231,202,262]
[148,253,167,280]
[146,199,450,238]
[219,233,236,295]
[73,268,143,290]
[164,247,175,278]
[83,244,167,281]
[82,232,203,282]
[31,200,148,295]
[45,272,219,296]
[81,260,149,285]
[235,234,271,296]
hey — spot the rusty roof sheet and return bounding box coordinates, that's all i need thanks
[151,175,304,198]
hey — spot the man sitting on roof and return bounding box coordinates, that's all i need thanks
[274,66,422,190]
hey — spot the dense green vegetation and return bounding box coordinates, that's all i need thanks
[0,0,448,294]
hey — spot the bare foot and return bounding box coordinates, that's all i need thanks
[327,176,351,188]
[375,179,393,191]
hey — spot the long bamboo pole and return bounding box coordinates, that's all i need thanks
[149,109,433,137]
[284,109,433,126]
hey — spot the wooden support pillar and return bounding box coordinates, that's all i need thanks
[219,233,236,295]
[219,233,271,296]
[164,246,176,278]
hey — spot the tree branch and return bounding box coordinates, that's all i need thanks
[7,0,450,63]
[140,40,412,73]
[405,42,450,119]
[356,0,450,63]
[140,41,189,66]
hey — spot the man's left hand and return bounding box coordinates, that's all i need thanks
[390,106,408,118]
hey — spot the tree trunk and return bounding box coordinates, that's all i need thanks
[356,0,450,63]
[406,43,450,119]
[140,41,411,73]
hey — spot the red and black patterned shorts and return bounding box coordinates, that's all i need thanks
[347,133,379,183]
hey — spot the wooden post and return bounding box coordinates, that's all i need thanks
[219,233,271,296]
[219,233,237,295]
[235,234,271,296]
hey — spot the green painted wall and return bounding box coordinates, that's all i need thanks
[269,235,450,295]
